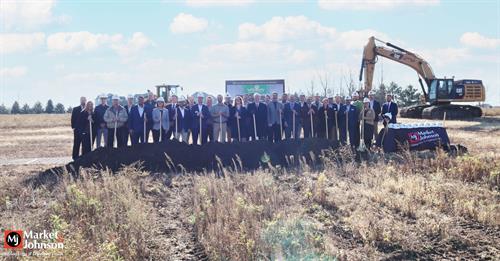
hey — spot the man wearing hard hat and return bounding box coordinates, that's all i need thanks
[94,94,109,148]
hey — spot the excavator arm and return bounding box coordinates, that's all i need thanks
[360,36,436,97]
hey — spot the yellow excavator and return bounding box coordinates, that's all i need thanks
[359,36,485,119]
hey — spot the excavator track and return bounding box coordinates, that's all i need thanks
[400,105,431,119]
[421,104,482,120]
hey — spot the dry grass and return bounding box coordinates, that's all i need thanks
[0,114,499,260]
[483,107,500,116]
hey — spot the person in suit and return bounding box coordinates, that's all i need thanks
[94,94,109,148]
[317,98,335,139]
[71,96,86,160]
[128,95,147,145]
[368,91,381,140]
[166,95,178,140]
[299,95,317,138]
[123,94,135,145]
[334,95,346,144]
[175,97,191,143]
[224,94,233,142]
[313,94,321,137]
[283,94,300,139]
[104,96,128,148]
[246,93,268,141]
[144,91,156,142]
[205,96,214,142]
[344,96,360,148]
[191,95,210,145]
[152,97,169,143]
[382,94,398,123]
[267,92,284,143]
[230,96,248,142]
[79,101,97,156]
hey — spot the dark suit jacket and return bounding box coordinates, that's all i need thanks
[382,101,398,123]
[128,105,147,133]
[71,105,84,130]
[176,106,191,132]
[370,100,381,121]
[191,104,210,129]
[300,102,317,126]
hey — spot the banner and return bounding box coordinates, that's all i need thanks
[225,79,285,97]
[377,126,450,152]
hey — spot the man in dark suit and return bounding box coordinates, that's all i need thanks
[334,95,346,144]
[283,94,300,139]
[191,95,210,145]
[166,95,178,140]
[124,94,135,145]
[368,91,381,140]
[175,98,192,142]
[246,93,268,140]
[381,93,398,123]
[300,95,317,138]
[345,96,360,148]
[128,95,147,145]
[71,97,86,160]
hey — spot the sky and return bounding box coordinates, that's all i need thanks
[1,0,499,107]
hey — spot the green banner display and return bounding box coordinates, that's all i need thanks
[226,79,285,97]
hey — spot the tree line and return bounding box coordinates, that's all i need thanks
[0,100,71,114]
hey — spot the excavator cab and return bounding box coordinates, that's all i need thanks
[428,79,454,104]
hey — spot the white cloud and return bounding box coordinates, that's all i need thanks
[1,0,65,31]
[239,16,336,42]
[0,66,27,78]
[318,0,440,10]
[185,0,254,7]
[336,29,390,50]
[460,32,500,49]
[0,33,46,54]
[111,32,154,56]
[63,72,127,82]
[170,13,208,34]
[202,41,314,64]
[47,31,122,53]
[418,47,470,67]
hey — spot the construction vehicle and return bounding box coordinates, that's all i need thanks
[155,84,182,102]
[359,36,485,119]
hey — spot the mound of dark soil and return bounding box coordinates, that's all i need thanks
[31,138,339,188]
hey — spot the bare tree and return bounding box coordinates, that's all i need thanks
[316,68,334,97]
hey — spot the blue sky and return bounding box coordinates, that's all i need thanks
[1,0,499,107]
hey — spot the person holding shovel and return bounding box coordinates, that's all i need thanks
[246,93,268,141]
[344,96,360,149]
[103,95,128,148]
[361,97,376,149]
[192,94,210,145]
[210,95,229,143]
[152,97,169,143]
[230,96,248,142]
[317,98,334,139]
[79,100,97,156]
[128,95,147,145]
[267,92,283,143]
[175,97,191,143]
[334,95,346,144]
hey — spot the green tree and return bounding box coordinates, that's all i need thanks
[45,99,54,113]
[21,103,31,114]
[11,101,20,114]
[399,85,421,107]
[32,101,44,114]
[66,106,73,113]
[54,103,65,114]
[0,104,9,114]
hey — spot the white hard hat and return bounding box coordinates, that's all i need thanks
[253,92,260,97]
[225,93,231,98]
[335,94,341,97]
[100,94,108,99]
[383,112,392,120]
[157,97,165,103]
[197,93,204,98]
[178,96,186,102]
[368,91,376,96]
[111,95,119,100]
[127,94,134,99]
[352,91,359,97]
[363,97,370,103]
[345,96,352,100]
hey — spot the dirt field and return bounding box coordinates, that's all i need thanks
[0,114,499,260]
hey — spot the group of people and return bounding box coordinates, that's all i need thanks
[71,91,398,160]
